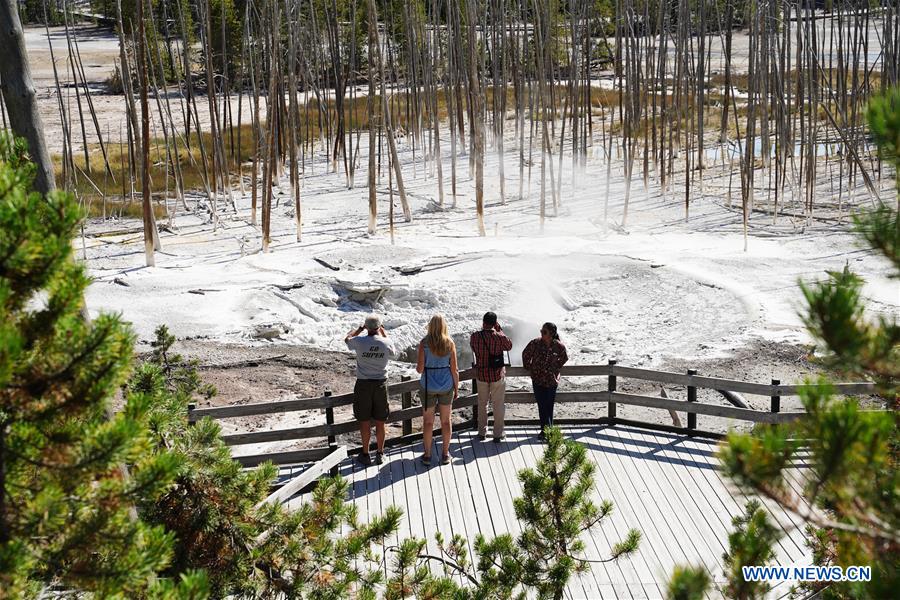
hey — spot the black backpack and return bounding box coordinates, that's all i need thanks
[479,330,509,368]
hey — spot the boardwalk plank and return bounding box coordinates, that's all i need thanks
[417,437,444,558]
[679,437,812,572]
[301,425,812,598]
[400,437,427,545]
[585,433,644,599]
[686,436,809,558]
[624,428,735,590]
[484,433,520,538]
[592,426,685,581]
[628,429,731,547]
[574,427,643,599]
[458,430,498,541]
[622,427,730,573]
[393,441,415,544]
[439,429,480,587]
[511,427,591,600]
[469,431,511,538]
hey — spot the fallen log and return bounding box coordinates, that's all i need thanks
[660,388,683,428]
[717,389,750,409]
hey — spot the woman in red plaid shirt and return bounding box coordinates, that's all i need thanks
[522,322,568,440]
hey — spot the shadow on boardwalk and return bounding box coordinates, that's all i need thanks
[344,424,724,502]
[317,424,811,599]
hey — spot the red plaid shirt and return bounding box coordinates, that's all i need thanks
[522,338,569,387]
[469,328,513,382]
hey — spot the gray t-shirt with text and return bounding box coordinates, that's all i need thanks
[346,334,397,379]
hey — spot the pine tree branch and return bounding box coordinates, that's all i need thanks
[576,555,621,564]
[578,511,611,534]
[412,551,480,586]
[755,481,900,545]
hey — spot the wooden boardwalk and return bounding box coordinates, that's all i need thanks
[294,424,811,599]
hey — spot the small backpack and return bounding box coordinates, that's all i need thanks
[479,330,509,368]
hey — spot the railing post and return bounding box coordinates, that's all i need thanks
[401,375,412,436]
[607,359,617,420]
[770,379,781,416]
[687,369,697,430]
[324,389,338,475]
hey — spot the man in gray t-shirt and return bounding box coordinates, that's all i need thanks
[344,314,397,466]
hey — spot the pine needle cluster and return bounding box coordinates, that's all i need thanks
[404,427,641,600]
[668,87,900,599]
[0,132,206,598]
[133,325,405,597]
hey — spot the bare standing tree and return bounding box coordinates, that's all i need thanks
[368,0,411,223]
[367,0,378,233]
[465,0,486,236]
[0,0,56,194]
[135,0,160,266]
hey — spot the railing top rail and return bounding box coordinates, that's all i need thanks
[219,389,890,448]
[189,363,876,422]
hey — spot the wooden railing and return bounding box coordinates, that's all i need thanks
[188,362,877,467]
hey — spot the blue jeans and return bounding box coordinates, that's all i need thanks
[533,383,557,433]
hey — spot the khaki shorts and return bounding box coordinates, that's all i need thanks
[353,379,390,421]
[419,388,453,410]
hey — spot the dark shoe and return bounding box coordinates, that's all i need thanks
[537,432,547,442]
[492,436,505,443]
[357,453,372,466]
[478,433,487,441]
[374,451,384,465]
[421,454,431,466]
[441,454,451,466]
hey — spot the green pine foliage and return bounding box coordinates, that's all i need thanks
[417,427,641,600]
[0,132,206,598]
[668,87,900,600]
[721,379,898,599]
[208,0,243,82]
[495,426,640,598]
[667,500,780,600]
[800,262,899,400]
[867,87,900,177]
[18,0,64,25]
[721,500,780,600]
[666,565,712,600]
[132,325,404,597]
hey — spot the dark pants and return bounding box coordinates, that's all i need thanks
[533,383,557,433]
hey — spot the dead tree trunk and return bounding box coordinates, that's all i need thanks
[136,0,159,265]
[465,0,486,236]
[366,0,378,233]
[0,0,56,194]
[368,0,411,222]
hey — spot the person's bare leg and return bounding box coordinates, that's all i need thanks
[375,420,386,453]
[359,420,371,455]
[439,403,452,458]
[422,406,435,457]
